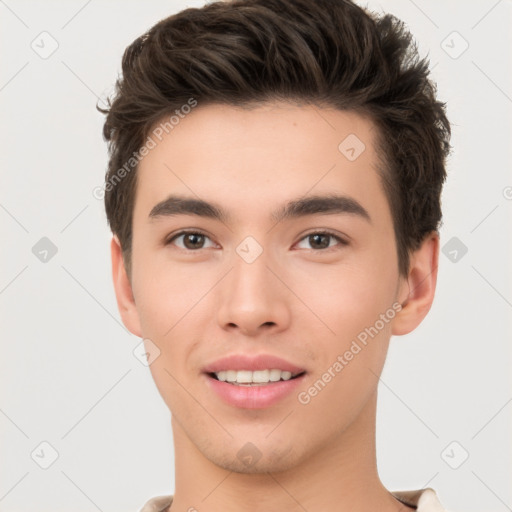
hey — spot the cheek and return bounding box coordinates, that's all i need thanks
[131,246,204,337]
[299,262,397,342]
[295,280,395,427]
[132,252,207,378]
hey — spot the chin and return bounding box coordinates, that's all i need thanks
[204,441,300,475]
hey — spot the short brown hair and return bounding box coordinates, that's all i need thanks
[99,0,451,279]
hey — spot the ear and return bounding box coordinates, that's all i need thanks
[111,235,142,337]
[392,231,439,336]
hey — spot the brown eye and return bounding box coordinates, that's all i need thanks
[296,231,348,251]
[182,233,205,249]
[308,233,330,249]
[166,231,215,250]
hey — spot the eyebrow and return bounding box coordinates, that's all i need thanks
[148,193,371,224]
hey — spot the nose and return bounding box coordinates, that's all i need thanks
[216,250,291,337]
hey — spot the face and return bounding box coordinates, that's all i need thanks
[112,101,431,474]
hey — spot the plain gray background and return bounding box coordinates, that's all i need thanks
[1,1,511,511]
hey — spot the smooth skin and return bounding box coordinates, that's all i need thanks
[111,101,438,512]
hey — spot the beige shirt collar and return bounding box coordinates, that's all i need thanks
[140,487,448,512]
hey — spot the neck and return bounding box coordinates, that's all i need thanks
[169,390,406,512]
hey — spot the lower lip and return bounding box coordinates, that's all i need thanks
[204,373,306,409]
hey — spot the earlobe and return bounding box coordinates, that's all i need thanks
[392,232,439,336]
[111,235,142,337]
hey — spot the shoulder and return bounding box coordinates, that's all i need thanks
[139,494,173,512]
[392,487,452,512]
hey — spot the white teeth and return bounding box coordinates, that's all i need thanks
[213,369,298,384]
[236,370,253,383]
[252,370,270,383]
[269,369,282,382]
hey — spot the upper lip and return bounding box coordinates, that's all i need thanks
[202,354,306,375]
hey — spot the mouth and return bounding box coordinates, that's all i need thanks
[203,369,307,409]
[201,353,308,408]
[206,369,307,386]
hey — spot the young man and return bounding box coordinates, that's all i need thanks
[100,0,452,510]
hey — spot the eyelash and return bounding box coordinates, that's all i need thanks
[165,229,348,251]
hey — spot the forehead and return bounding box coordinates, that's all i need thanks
[135,101,388,224]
